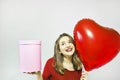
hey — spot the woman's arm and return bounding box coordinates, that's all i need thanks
[80,71,88,80]
[36,71,43,80]
[42,58,52,80]
[25,71,43,80]
[80,65,88,80]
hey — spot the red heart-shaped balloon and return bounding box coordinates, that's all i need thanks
[74,19,120,71]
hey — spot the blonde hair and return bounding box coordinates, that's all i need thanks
[53,33,82,74]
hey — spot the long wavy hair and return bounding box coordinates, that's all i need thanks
[53,33,82,75]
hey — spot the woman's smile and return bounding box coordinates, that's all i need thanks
[65,47,73,52]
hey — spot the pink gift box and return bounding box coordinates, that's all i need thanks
[19,40,41,72]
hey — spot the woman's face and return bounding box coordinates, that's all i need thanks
[59,36,75,56]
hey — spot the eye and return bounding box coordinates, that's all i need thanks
[68,41,71,43]
[68,41,72,44]
[61,42,65,46]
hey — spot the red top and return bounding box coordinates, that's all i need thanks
[42,57,82,80]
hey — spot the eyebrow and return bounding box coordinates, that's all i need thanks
[60,41,65,44]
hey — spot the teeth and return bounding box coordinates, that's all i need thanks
[66,48,72,52]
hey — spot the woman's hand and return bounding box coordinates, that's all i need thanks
[24,71,42,80]
[24,71,39,75]
[80,71,88,80]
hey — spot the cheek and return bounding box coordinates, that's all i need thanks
[59,46,65,52]
[73,47,75,53]
[72,45,75,52]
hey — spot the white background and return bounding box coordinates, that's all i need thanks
[0,0,120,80]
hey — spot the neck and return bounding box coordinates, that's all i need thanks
[63,56,74,71]
[63,56,72,63]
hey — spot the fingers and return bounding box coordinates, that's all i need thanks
[80,76,87,80]
[81,76,87,80]
[80,72,88,80]
[23,71,40,75]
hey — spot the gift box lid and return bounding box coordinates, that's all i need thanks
[19,40,41,45]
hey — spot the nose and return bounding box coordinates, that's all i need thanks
[66,43,70,47]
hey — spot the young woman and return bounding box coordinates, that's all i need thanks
[42,33,87,80]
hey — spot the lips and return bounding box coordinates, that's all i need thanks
[65,48,73,52]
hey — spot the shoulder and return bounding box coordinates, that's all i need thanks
[44,57,55,70]
[45,57,55,65]
[47,57,54,62]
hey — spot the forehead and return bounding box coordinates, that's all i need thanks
[59,36,70,43]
